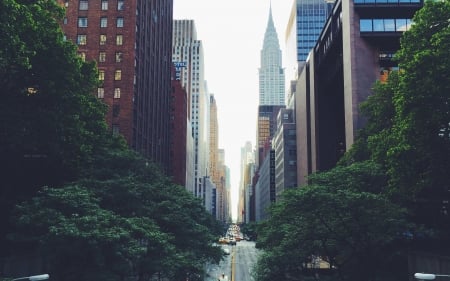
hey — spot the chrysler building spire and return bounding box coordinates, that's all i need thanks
[258,4,285,106]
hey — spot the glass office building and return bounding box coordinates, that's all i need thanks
[285,0,333,82]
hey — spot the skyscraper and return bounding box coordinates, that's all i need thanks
[172,20,210,197]
[285,0,334,83]
[60,0,173,173]
[294,0,423,184]
[170,66,188,187]
[256,5,286,168]
[258,5,286,106]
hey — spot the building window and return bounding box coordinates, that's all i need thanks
[101,0,108,10]
[116,35,123,45]
[360,19,372,32]
[78,17,88,27]
[112,105,120,117]
[114,70,122,80]
[117,0,124,10]
[360,18,412,32]
[100,34,106,45]
[112,124,119,135]
[77,34,87,45]
[100,17,107,27]
[63,17,68,24]
[99,70,105,81]
[99,52,106,62]
[79,0,88,10]
[115,52,123,62]
[117,17,124,27]
[97,87,104,98]
[79,52,86,61]
[114,88,121,98]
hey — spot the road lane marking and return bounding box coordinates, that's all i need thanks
[231,247,236,281]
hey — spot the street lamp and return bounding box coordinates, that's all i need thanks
[415,273,450,280]
[11,274,49,281]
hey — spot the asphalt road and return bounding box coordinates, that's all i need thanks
[205,240,259,281]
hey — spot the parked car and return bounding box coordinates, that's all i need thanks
[228,238,236,245]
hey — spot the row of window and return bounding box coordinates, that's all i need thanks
[98,69,122,81]
[77,17,124,28]
[78,0,124,11]
[76,34,123,45]
[97,87,121,99]
[98,51,123,62]
[360,18,412,32]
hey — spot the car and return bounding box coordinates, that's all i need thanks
[228,238,236,245]
[218,237,229,244]
[223,248,230,255]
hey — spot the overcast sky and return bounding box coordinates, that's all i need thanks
[173,0,294,220]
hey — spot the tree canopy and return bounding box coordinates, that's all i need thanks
[255,163,409,281]
[10,150,223,281]
[1,1,224,280]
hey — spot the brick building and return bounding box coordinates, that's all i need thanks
[60,0,173,173]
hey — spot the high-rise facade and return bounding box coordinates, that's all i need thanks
[172,20,210,197]
[209,94,223,221]
[258,6,286,106]
[294,0,423,185]
[209,94,219,188]
[216,149,230,223]
[256,105,285,167]
[285,0,334,82]
[256,5,286,168]
[272,108,297,200]
[60,0,173,173]
[170,66,188,187]
[238,142,254,223]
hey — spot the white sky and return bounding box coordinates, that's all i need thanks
[173,0,294,220]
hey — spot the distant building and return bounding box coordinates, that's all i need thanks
[272,108,297,200]
[172,20,210,196]
[203,176,216,214]
[209,94,220,194]
[170,66,188,187]
[216,149,230,223]
[257,105,285,167]
[255,149,275,222]
[238,142,254,223]
[244,162,256,223]
[258,5,285,106]
[60,0,173,172]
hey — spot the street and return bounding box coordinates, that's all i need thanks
[205,240,260,281]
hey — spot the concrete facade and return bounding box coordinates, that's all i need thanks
[172,20,210,196]
[295,0,423,186]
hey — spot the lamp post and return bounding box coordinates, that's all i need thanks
[415,273,450,280]
[11,274,49,281]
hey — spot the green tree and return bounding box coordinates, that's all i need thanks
[384,0,450,251]
[339,73,399,167]
[12,185,175,281]
[255,163,409,281]
[0,0,123,256]
[387,0,450,202]
[0,0,110,187]
[10,151,223,281]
